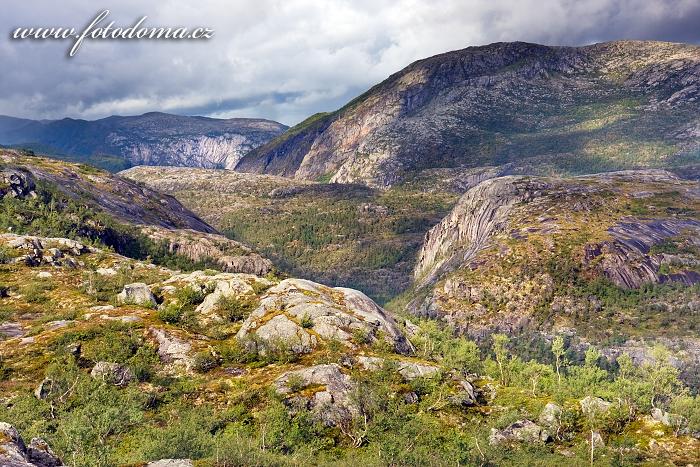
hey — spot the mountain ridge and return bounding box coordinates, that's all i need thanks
[236,39,700,186]
[0,112,288,172]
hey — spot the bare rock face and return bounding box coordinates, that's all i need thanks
[142,227,273,276]
[407,171,700,340]
[236,278,414,355]
[116,283,157,307]
[414,176,547,285]
[0,422,63,467]
[584,219,700,289]
[0,113,287,171]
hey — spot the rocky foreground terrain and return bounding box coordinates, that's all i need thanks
[0,112,287,171]
[0,228,699,465]
[238,40,700,187]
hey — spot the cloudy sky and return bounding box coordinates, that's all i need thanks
[2,0,699,126]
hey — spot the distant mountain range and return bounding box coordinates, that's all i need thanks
[0,112,287,171]
[237,40,700,186]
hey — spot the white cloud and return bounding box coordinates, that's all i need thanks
[0,0,698,125]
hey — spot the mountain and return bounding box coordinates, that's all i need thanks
[407,170,700,383]
[0,112,287,171]
[237,40,700,187]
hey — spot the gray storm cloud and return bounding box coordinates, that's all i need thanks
[1,0,699,125]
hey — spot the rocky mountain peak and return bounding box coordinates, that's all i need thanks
[237,40,699,187]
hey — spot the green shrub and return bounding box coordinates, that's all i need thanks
[22,280,54,303]
[300,313,314,329]
[192,350,219,373]
[157,303,185,324]
[217,295,256,322]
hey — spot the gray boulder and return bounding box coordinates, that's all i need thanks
[34,379,52,400]
[90,362,135,386]
[274,364,356,426]
[0,422,63,467]
[397,361,440,380]
[579,396,612,418]
[448,379,477,407]
[651,408,688,434]
[150,328,192,369]
[146,461,194,467]
[27,438,62,467]
[0,169,36,199]
[538,402,563,429]
[117,283,157,307]
[489,420,550,446]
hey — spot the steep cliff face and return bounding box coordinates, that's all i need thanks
[0,112,287,171]
[408,170,700,343]
[238,41,700,187]
[414,176,549,286]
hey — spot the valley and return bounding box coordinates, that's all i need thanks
[1,39,700,466]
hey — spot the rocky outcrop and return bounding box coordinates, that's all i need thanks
[406,170,700,340]
[584,219,700,289]
[1,234,96,268]
[0,113,287,171]
[274,364,356,426]
[414,177,547,285]
[489,420,550,446]
[0,150,217,233]
[149,328,192,369]
[90,361,135,386]
[116,283,157,307]
[0,422,63,467]
[0,168,36,199]
[236,278,413,355]
[143,227,273,276]
[238,41,700,187]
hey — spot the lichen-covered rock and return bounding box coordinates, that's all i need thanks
[90,361,135,386]
[274,364,356,426]
[26,438,62,467]
[0,422,63,467]
[150,328,192,369]
[579,396,612,418]
[538,402,563,431]
[190,273,269,322]
[145,460,194,467]
[236,278,413,355]
[489,420,550,446]
[116,283,157,307]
